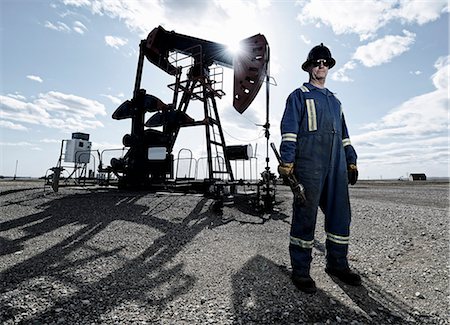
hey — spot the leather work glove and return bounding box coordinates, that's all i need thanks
[278,162,294,177]
[348,164,358,185]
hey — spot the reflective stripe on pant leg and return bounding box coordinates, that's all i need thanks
[323,162,352,269]
[326,232,349,245]
[290,171,322,276]
[290,236,314,249]
[290,234,314,276]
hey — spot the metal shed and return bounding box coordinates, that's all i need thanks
[409,173,427,181]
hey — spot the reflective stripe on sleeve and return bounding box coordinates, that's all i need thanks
[282,133,297,142]
[326,232,349,245]
[300,85,309,92]
[342,138,351,147]
[306,99,317,131]
[290,236,314,249]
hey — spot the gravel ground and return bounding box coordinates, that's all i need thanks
[0,179,448,324]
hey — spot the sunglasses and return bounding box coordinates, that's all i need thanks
[312,59,330,67]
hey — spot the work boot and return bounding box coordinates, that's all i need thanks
[325,267,362,286]
[292,274,317,294]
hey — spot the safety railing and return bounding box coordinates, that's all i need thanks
[175,148,196,179]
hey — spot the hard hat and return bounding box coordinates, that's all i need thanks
[301,43,336,71]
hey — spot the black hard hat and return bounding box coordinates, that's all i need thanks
[301,43,336,71]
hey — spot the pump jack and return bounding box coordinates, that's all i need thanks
[108,26,275,208]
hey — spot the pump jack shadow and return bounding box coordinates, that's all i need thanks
[231,255,426,324]
[0,190,229,324]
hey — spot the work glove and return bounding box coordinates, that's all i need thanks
[278,162,294,177]
[348,164,358,185]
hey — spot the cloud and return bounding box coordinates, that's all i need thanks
[92,141,124,151]
[63,0,270,46]
[431,55,449,90]
[63,0,90,6]
[40,138,61,143]
[44,19,88,34]
[353,30,416,67]
[0,120,28,131]
[6,93,26,100]
[44,21,71,33]
[104,35,128,49]
[0,141,33,146]
[296,0,392,40]
[391,0,448,25]
[1,91,106,131]
[352,55,449,173]
[300,34,311,45]
[296,0,447,40]
[73,20,88,34]
[26,75,43,83]
[101,94,122,104]
[332,30,416,81]
[331,60,356,82]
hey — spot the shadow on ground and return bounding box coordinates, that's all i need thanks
[231,255,432,324]
[0,190,230,323]
[0,188,440,324]
[209,193,291,227]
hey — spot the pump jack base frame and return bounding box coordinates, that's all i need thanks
[113,169,277,213]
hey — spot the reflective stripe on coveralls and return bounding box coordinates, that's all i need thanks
[306,99,317,131]
[300,85,310,92]
[342,138,351,147]
[282,133,297,142]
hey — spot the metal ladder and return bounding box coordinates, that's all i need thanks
[202,82,234,182]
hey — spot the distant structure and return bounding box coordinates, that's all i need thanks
[409,173,427,181]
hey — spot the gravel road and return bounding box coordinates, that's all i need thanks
[0,179,448,324]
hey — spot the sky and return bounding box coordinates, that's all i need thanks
[0,0,449,180]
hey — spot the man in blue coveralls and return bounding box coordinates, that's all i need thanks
[278,44,361,293]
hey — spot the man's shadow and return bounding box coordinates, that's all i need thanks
[231,254,427,324]
[231,255,370,324]
[313,239,424,324]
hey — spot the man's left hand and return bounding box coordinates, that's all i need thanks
[348,164,358,185]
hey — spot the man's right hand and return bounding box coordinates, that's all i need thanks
[348,164,358,185]
[278,162,294,177]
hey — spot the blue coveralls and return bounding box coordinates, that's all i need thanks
[280,82,357,277]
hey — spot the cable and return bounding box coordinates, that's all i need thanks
[239,113,261,127]
[222,128,265,143]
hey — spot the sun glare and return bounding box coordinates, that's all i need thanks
[227,40,242,55]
